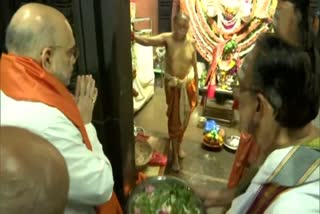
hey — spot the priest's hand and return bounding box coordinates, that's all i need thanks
[75,75,98,124]
[194,187,235,208]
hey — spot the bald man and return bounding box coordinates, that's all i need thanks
[134,12,198,172]
[0,3,121,214]
[0,126,69,214]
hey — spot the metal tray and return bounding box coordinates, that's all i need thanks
[224,135,240,151]
[126,176,206,214]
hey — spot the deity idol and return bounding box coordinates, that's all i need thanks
[181,0,277,96]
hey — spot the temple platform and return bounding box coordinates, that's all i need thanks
[134,84,239,214]
[201,87,235,126]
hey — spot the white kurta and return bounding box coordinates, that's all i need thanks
[228,146,320,214]
[0,91,114,214]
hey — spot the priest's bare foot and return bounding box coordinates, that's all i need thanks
[179,149,186,159]
[171,161,180,172]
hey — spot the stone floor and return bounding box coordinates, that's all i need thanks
[134,84,240,214]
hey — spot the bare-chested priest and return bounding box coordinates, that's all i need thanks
[134,12,199,172]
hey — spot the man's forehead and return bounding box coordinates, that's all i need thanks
[238,51,254,81]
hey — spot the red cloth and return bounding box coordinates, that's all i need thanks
[232,99,239,110]
[206,42,225,99]
[136,172,147,185]
[0,53,123,214]
[227,133,260,189]
[149,152,168,166]
[165,79,197,141]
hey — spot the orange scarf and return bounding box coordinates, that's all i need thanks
[0,53,123,214]
[227,133,260,189]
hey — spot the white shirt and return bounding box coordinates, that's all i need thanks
[0,91,114,214]
[228,146,320,214]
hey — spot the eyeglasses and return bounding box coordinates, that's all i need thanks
[233,85,261,102]
[50,45,79,60]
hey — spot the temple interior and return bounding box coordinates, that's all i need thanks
[134,82,238,214]
[128,0,319,212]
[1,0,319,213]
[131,0,276,185]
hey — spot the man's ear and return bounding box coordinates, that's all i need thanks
[256,93,273,115]
[40,48,52,71]
[250,93,268,129]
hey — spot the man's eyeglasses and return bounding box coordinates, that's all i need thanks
[232,85,262,102]
[50,45,79,60]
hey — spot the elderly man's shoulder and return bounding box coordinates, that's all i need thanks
[256,146,319,213]
[261,147,294,170]
[265,180,320,213]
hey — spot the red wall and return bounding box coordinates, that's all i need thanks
[135,0,159,34]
